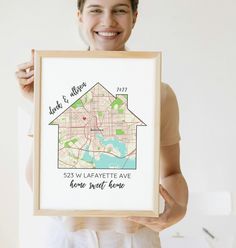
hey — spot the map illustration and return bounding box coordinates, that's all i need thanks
[50,83,146,169]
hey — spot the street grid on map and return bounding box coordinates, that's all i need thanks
[50,83,145,169]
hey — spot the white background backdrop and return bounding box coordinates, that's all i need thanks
[1,0,236,247]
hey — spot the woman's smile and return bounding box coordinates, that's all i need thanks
[95,31,121,38]
[94,29,122,41]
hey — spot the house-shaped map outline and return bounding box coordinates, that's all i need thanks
[49,83,146,170]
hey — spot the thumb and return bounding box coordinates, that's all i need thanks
[31,49,35,60]
[159,185,175,206]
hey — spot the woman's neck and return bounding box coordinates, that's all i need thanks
[88,46,127,51]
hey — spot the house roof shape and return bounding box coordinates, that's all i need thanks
[50,82,146,127]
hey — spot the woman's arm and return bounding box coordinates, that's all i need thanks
[128,143,188,232]
[159,143,188,227]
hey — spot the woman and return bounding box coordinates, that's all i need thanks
[16,0,188,247]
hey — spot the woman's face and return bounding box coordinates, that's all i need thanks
[78,0,137,51]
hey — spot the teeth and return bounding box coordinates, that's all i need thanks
[97,32,118,37]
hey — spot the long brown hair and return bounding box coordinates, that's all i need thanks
[77,0,139,12]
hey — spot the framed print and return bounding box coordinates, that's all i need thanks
[34,51,161,217]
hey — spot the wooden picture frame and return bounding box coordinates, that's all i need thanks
[34,51,161,217]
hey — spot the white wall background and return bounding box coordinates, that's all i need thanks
[1,0,236,247]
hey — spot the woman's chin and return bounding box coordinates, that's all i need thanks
[91,41,124,51]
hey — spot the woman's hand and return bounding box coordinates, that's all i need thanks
[15,49,34,101]
[127,185,187,232]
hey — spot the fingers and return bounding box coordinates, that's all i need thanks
[159,185,175,206]
[31,49,35,61]
[16,69,34,80]
[127,216,166,232]
[16,69,34,88]
[17,60,34,72]
[16,49,35,73]
[16,50,35,101]
[128,212,174,231]
[21,75,34,86]
[127,186,185,232]
[128,217,157,224]
[16,52,35,86]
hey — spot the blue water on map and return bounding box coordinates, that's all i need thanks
[95,153,135,169]
[81,135,136,169]
[82,145,93,162]
[96,134,126,156]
